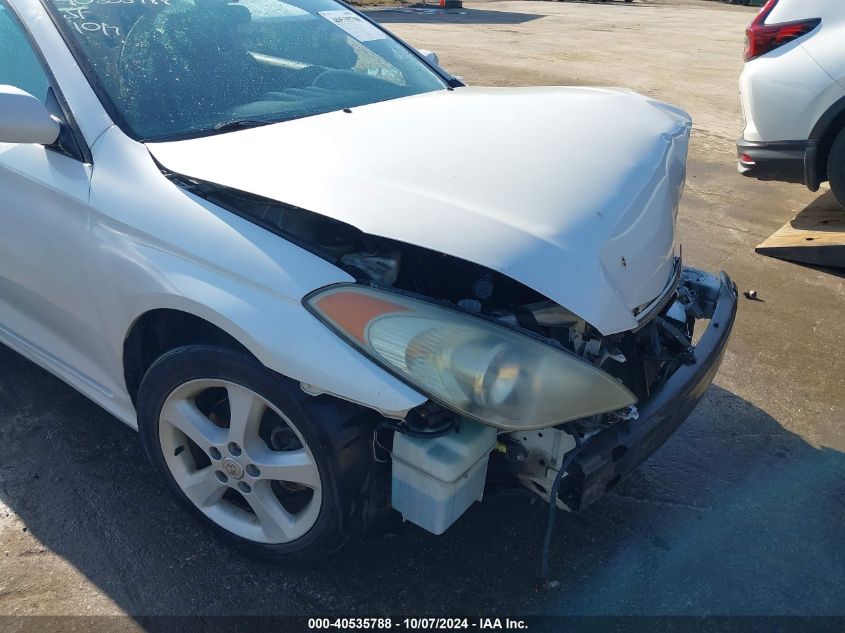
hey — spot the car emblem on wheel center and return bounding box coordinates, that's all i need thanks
[222,457,244,480]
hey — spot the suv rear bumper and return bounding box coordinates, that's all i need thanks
[736,138,821,191]
[559,270,738,511]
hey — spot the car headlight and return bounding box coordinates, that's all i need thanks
[305,285,636,431]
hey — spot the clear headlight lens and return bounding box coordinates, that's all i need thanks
[306,285,636,431]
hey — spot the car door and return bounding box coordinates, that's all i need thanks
[0,1,115,397]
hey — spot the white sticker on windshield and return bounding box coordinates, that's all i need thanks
[318,10,387,42]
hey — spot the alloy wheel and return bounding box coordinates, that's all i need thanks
[158,379,322,544]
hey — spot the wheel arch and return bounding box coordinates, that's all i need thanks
[810,96,845,189]
[123,307,258,406]
[116,287,426,419]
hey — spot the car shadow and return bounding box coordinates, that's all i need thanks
[367,7,543,25]
[0,343,843,619]
[787,190,843,233]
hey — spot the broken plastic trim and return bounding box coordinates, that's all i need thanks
[631,255,683,331]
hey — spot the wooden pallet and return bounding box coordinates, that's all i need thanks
[756,192,845,269]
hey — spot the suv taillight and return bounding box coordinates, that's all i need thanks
[744,0,820,62]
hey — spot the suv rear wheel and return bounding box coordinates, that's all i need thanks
[827,128,845,209]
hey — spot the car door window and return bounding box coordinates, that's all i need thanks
[0,3,50,102]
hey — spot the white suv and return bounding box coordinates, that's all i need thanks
[738,0,845,207]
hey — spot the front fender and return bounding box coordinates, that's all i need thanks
[88,128,426,427]
[115,264,427,420]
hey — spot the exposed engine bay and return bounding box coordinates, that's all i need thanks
[174,176,719,518]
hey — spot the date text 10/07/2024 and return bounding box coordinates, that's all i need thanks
[308,618,529,630]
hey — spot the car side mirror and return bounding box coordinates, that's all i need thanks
[0,85,61,146]
[417,49,440,67]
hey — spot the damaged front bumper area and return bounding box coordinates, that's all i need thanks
[368,267,736,536]
[558,268,738,511]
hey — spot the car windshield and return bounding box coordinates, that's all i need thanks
[45,0,447,140]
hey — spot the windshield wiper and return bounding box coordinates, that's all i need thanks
[211,118,274,133]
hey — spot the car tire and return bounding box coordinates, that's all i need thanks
[136,345,354,561]
[827,128,845,210]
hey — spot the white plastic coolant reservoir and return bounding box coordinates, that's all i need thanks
[391,420,498,535]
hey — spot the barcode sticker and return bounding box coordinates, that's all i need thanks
[318,10,387,42]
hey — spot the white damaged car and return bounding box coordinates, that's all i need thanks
[0,0,737,562]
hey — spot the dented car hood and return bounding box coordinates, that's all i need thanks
[147,86,692,335]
